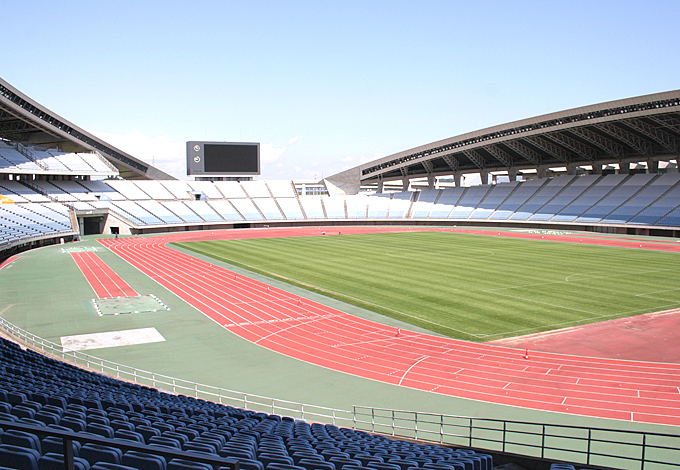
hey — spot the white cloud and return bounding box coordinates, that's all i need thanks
[360,152,385,164]
[88,130,305,180]
[260,142,285,164]
[89,129,186,179]
[341,156,354,163]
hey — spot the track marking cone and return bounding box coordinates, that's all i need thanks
[524,349,530,359]
[396,328,401,337]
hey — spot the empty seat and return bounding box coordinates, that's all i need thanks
[167,459,212,470]
[1,430,42,454]
[122,451,167,470]
[0,444,40,470]
[80,444,123,466]
[38,453,90,470]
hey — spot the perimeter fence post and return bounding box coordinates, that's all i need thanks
[640,434,646,470]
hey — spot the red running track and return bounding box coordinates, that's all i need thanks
[71,251,138,299]
[98,227,680,426]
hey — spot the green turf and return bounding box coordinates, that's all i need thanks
[174,231,680,341]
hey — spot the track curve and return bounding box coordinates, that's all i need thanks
[98,227,680,426]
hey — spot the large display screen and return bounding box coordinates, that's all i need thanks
[186,141,260,176]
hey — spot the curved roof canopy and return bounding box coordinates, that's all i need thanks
[0,77,174,180]
[329,90,680,192]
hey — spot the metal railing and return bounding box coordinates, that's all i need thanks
[0,316,352,427]
[352,406,680,470]
[3,316,680,469]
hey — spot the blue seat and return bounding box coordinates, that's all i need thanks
[41,436,81,456]
[0,444,40,470]
[110,420,135,432]
[60,417,86,432]
[266,464,306,470]
[38,452,90,470]
[258,454,295,469]
[122,451,167,470]
[136,425,162,444]
[297,459,336,470]
[80,444,123,466]
[90,464,137,470]
[148,436,182,449]
[86,423,115,439]
[183,442,216,454]
[114,429,145,443]
[10,405,35,420]
[34,412,61,426]
[223,459,263,470]
[329,458,361,470]
[167,459,212,470]
[1,430,42,453]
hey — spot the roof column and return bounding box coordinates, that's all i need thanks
[647,160,659,173]
[537,165,548,178]
[508,168,518,182]
[402,177,410,191]
[427,175,435,189]
[480,170,489,184]
[567,163,577,175]
[377,180,384,193]
[453,173,461,187]
[592,163,603,175]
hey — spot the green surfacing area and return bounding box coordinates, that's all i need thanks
[1,235,678,447]
[175,231,680,341]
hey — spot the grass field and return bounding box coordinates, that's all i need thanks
[174,231,680,341]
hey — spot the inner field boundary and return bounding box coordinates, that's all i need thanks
[98,226,680,427]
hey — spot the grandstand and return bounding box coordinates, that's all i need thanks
[2,77,680,469]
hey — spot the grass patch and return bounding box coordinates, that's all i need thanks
[173,231,680,341]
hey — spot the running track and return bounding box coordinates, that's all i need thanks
[98,227,680,426]
[71,251,138,299]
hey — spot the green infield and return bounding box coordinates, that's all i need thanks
[174,231,680,341]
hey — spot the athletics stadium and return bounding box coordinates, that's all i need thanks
[1,76,680,469]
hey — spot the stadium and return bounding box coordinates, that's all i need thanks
[1,75,680,470]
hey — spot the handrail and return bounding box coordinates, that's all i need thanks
[0,420,239,470]
[3,317,680,469]
[352,406,680,470]
[0,316,352,427]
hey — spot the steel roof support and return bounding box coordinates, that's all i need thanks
[596,122,653,157]
[483,145,513,167]
[544,132,597,161]
[569,127,626,160]
[623,120,679,154]
[503,140,542,165]
[525,136,571,163]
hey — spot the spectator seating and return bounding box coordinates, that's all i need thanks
[0,336,493,470]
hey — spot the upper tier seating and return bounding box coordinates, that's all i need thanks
[0,336,493,470]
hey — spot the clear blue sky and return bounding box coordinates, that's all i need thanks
[3,1,679,180]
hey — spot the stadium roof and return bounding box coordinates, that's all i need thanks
[0,77,174,180]
[327,90,680,193]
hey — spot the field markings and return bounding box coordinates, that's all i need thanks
[177,248,487,338]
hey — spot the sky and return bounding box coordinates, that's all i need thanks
[3,1,679,181]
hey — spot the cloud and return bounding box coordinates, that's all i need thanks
[88,130,305,180]
[260,142,285,164]
[341,156,354,163]
[360,152,385,164]
[89,129,186,179]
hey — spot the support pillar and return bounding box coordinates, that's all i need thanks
[427,175,435,189]
[402,177,410,191]
[537,165,548,178]
[453,174,461,187]
[647,160,659,173]
[566,163,577,175]
[480,170,489,185]
[377,180,384,193]
[592,163,602,175]
[508,168,518,182]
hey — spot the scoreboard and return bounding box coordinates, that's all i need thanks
[186,141,260,176]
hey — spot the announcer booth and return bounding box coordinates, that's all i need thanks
[187,141,260,182]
